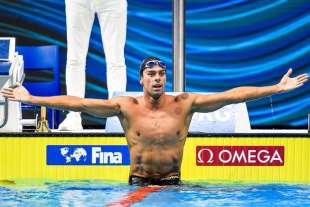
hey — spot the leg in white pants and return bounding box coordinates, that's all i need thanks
[59,0,127,131]
[59,0,94,131]
[96,0,127,99]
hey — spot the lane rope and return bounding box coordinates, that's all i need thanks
[107,185,165,207]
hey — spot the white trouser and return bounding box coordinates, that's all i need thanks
[65,0,127,99]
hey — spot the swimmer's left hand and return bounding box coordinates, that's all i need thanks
[277,68,308,92]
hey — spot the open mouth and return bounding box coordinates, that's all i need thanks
[153,85,162,89]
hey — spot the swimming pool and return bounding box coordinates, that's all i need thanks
[0,181,309,206]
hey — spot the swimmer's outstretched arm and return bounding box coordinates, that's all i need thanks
[1,84,121,118]
[191,69,308,113]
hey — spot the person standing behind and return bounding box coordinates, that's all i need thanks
[59,0,127,131]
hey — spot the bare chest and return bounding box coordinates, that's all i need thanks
[136,110,182,134]
[123,104,188,145]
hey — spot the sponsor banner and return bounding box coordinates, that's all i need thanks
[196,146,284,166]
[46,145,130,165]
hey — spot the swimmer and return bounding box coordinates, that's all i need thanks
[1,57,308,186]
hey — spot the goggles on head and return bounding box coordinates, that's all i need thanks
[144,60,166,69]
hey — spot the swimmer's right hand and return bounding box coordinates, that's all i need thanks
[1,84,31,103]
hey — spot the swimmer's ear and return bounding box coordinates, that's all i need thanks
[139,79,143,86]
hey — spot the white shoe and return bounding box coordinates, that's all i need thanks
[58,112,83,131]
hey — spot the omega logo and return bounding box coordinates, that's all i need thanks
[196,146,284,166]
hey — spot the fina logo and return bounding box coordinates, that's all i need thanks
[46,145,130,165]
[60,147,87,163]
[92,147,122,164]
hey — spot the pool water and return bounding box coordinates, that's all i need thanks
[0,181,309,206]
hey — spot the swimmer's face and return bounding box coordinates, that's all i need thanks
[140,66,166,98]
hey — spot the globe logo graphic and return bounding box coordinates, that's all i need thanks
[60,147,87,163]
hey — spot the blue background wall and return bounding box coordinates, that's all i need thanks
[0,0,309,129]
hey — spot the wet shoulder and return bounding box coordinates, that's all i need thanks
[173,93,192,103]
[112,96,140,106]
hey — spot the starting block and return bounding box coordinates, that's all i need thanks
[0,37,24,132]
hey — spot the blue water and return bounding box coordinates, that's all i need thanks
[0,181,309,206]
